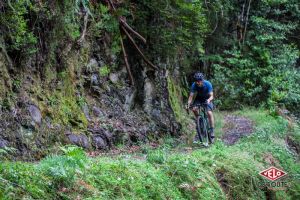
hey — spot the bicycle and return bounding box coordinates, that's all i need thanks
[188,103,212,147]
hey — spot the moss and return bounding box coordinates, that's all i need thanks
[47,76,88,130]
[52,93,87,127]
[99,65,110,77]
[79,42,91,68]
[0,52,12,102]
[43,50,89,130]
[44,64,57,85]
[167,77,184,121]
[33,55,89,131]
[0,1,38,54]
[167,77,193,141]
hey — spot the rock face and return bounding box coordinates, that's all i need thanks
[66,132,90,149]
[89,127,112,150]
[109,73,119,83]
[28,105,42,124]
[92,106,104,117]
[0,138,8,148]
[0,29,181,160]
[92,135,107,149]
[82,105,91,121]
[87,59,99,71]
[143,76,155,114]
[124,88,136,112]
[91,74,99,85]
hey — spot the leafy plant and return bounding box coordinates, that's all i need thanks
[0,0,37,54]
[99,65,110,77]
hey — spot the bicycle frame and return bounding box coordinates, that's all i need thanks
[193,103,211,146]
[195,103,208,121]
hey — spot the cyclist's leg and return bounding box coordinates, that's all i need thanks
[207,111,214,129]
[191,98,201,117]
[206,103,214,128]
[207,103,215,142]
[192,107,199,117]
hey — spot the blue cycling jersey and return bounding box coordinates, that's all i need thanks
[190,80,213,102]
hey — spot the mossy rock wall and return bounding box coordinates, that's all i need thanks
[0,1,183,159]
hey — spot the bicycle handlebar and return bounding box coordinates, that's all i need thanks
[186,102,209,115]
[188,102,208,109]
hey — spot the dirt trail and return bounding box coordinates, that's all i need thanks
[87,114,255,157]
[222,115,254,145]
[87,142,160,158]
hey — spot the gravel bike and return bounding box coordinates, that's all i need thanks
[189,103,212,147]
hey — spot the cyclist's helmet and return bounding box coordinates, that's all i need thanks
[194,72,204,81]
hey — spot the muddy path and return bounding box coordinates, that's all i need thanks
[221,115,254,145]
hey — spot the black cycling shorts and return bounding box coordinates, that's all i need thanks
[192,99,214,111]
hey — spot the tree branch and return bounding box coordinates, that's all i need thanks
[209,10,219,35]
[78,11,89,43]
[121,26,158,70]
[243,0,252,44]
[107,0,116,11]
[120,34,135,86]
[119,17,146,44]
[105,0,146,43]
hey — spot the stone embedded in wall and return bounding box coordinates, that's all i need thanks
[86,58,99,72]
[99,59,105,67]
[82,105,91,121]
[28,105,42,124]
[66,132,90,149]
[91,74,99,85]
[111,54,117,63]
[92,106,105,118]
[89,127,113,148]
[143,70,155,114]
[92,135,108,150]
[109,73,119,84]
[151,109,161,119]
[0,138,8,148]
[124,88,136,111]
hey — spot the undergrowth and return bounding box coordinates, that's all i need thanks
[0,109,299,199]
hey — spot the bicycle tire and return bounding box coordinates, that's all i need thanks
[202,117,209,146]
[196,116,203,143]
[203,115,213,144]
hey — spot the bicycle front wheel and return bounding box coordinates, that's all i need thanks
[196,116,203,143]
[202,118,209,146]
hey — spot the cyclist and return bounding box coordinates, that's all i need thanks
[187,72,215,143]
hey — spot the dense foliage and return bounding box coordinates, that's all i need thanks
[121,0,300,113]
[1,0,299,113]
[0,1,299,199]
[0,109,299,199]
[203,0,300,112]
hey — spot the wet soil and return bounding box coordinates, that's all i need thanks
[286,135,300,156]
[222,115,254,145]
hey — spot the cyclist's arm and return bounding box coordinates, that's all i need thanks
[207,92,214,103]
[187,92,195,107]
[188,83,197,107]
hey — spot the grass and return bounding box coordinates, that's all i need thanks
[0,108,299,199]
[214,111,224,138]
